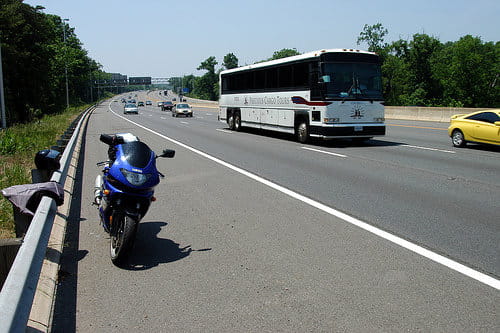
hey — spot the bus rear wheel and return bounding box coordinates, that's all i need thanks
[296,122,309,143]
[228,113,235,130]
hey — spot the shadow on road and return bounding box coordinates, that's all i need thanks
[51,124,88,333]
[121,221,211,271]
[461,143,500,153]
[225,126,404,148]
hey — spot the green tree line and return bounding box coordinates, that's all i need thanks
[0,0,109,126]
[171,48,300,101]
[178,24,498,108]
[358,23,499,107]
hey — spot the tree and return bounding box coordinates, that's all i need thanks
[268,48,300,61]
[195,56,218,100]
[197,56,218,74]
[0,1,104,125]
[406,34,443,105]
[381,53,411,105]
[223,53,238,69]
[357,23,388,55]
[431,36,499,107]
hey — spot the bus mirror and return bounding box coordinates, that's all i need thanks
[320,75,331,83]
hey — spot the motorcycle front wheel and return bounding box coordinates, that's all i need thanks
[110,214,137,266]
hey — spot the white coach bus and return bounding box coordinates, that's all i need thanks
[218,49,385,143]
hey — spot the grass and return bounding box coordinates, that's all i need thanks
[0,106,88,239]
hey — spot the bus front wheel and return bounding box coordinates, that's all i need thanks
[296,122,309,143]
[234,113,241,131]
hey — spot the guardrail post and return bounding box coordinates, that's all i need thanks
[0,238,22,290]
[13,206,32,238]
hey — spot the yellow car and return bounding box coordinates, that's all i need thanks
[448,109,500,147]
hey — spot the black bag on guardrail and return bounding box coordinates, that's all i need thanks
[1,181,64,216]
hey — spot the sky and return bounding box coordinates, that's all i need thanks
[24,0,499,78]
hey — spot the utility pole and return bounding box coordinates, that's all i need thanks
[0,33,6,129]
[63,19,70,109]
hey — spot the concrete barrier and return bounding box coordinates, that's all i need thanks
[385,106,494,123]
[155,94,494,122]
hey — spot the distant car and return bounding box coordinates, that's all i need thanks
[138,101,145,106]
[172,103,192,117]
[123,103,139,114]
[161,101,174,111]
[146,100,152,105]
[121,98,126,103]
[172,97,176,101]
[157,101,164,107]
[448,109,500,147]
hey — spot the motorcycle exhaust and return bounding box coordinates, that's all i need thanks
[94,175,103,205]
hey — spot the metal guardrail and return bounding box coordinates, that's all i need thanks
[0,106,94,332]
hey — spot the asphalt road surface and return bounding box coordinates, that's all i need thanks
[52,92,499,332]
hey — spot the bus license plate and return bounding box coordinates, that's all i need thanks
[354,126,363,132]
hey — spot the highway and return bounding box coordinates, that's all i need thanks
[51,91,499,331]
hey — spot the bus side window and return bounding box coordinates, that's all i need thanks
[310,67,322,100]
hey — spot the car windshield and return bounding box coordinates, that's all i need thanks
[177,104,189,108]
[125,103,136,108]
[321,62,383,100]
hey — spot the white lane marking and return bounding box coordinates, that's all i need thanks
[206,113,212,116]
[402,144,455,154]
[160,117,166,120]
[180,121,189,124]
[301,147,347,158]
[196,117,204,119]
[216,129,232,134]
[107,101,500,290]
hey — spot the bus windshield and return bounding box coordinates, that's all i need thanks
[321,62,383,100]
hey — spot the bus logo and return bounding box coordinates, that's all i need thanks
[351,105,365,119]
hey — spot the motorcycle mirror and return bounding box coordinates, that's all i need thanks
[100,134,114,145]
[100,134,125,145]
[160,149,175,158]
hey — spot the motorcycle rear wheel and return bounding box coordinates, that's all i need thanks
[110,214,137,265]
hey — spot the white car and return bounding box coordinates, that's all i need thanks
[172,103,193,117]
[123,103,138,114]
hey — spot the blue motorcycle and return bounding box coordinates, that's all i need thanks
[94,133,175,265]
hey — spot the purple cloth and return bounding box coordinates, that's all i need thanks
[1,181,64,216]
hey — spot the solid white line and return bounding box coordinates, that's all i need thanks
[402,144,455,154]
[301,146,347,158]
[107,102,500,290]
[216,129,232,134]
[160,117,166,120]
[180,121,189,124]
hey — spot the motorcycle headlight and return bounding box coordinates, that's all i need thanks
[120,168,151,186]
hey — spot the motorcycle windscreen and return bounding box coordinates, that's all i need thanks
[120,141,153,168]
